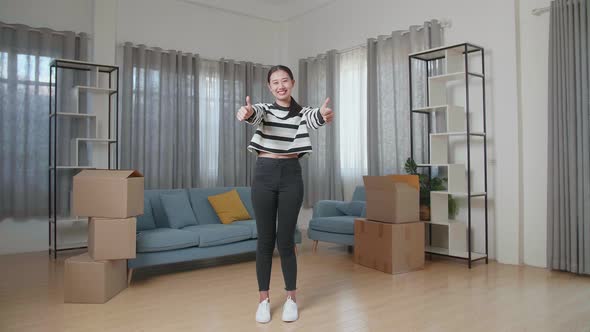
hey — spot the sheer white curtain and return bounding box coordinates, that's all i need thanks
[198,59,220,187]
[338,47,367,200]
[299,46,369,204]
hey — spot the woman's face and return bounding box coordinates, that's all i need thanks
[268,70,294,103]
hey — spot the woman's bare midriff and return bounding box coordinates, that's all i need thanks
[258,152,298,159]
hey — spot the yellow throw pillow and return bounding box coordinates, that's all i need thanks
[207,189,252,224]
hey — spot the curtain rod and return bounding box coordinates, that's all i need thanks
[0,24,69,36]
[532,6,550,15]
[120,43,270,66]
[337,19,451,55]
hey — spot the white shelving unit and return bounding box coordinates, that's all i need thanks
[75,85,117,93]
[48,59,119,258]
[70,138,117,168]
[409,43,489,268]
[424,246,487,260]
[412,105,466,132]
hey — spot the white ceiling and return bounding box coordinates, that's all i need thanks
[178,0,336,22]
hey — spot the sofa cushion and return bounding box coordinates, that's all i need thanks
[136,198,157,231]
[336,201,366,217]
[160,191,198,229]
[207,189,252,224]
[309,216,356,235]
[351,186,366,201]
[230,220,300,241]
[145,189,187,228]
[182,224,252,247]
[232,219,257,238]
[313,200,348,218]
[136,228,199,253]
[188,187,252,225]
[307,228,354,246]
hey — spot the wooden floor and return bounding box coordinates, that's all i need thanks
[1,236,589,332]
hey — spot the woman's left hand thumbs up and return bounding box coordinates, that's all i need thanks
[320,97,334,123]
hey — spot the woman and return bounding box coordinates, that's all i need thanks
[236,65,334,323]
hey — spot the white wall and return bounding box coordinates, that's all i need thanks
[0,0,93,32]
[286,0,522,264]
[518,0,550,268]
[93,0,118,64]
[0,218,88,255]
[116,0,280,65]
[0,0,281,64]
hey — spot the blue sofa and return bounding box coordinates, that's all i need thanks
[307,186,366,249]
[128,187,302,273]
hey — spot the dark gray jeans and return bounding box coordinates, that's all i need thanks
[251,157,303,291]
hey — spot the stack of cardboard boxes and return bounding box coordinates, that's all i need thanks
[354,175,425,274]
[64,170,144,304]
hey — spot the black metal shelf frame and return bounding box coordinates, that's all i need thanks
[48,59,119,259]
[408,43,488,268]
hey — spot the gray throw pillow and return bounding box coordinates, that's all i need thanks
[160,192,198,228]
[136,198,157,231]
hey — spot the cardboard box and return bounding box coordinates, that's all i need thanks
[73,170,144,218]
[362,175,420,223]
[89,217,137,260]
[354,218,424,274]
[64,253,127,304]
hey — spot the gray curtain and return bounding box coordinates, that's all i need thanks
[299,50,343,207]
[547,0,590,275]
[217,61,271,187]
[120,43,201,189]
[120,42,272,189]
[366,20,443,175]
[0,22,89,219]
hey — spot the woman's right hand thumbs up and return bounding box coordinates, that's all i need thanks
[237,96,254,121]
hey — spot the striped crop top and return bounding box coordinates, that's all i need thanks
[245,98,326,157]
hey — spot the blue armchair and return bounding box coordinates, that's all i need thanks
[307,186,366,252]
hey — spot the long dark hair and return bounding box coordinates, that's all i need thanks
[267,65,294,84]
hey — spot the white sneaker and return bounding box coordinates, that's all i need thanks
[282,296,298,322]
[256,298,271,323]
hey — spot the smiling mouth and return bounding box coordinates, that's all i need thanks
[277,90,287,95]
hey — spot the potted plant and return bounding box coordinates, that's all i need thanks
[404,158,458,221]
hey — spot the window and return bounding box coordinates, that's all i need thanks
[0,51,7,79]
[198,60,221,187]
[338,47,368,200]
[1,52,53,176]
[0,24,88,218]
[1,51,65,216]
